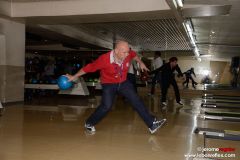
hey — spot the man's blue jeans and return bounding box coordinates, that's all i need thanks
[86,80,154,127]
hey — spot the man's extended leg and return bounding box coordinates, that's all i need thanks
[86,84,117,128]
[118,81,166,133]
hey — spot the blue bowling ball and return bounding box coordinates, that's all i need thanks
[32,79,38,84]
[57,75,73,90]
[51,79,57,84]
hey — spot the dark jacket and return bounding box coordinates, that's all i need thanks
[183,69,196,78]
[151,62,183,81]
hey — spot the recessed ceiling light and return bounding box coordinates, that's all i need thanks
[200,55,212,57]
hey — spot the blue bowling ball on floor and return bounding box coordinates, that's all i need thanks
[57,75,73,90]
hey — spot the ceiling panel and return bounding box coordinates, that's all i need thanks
[185,0,240,59]
[73,19,192,52]
[23,0,240,60]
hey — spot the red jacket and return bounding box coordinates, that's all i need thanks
[82,50,136,84]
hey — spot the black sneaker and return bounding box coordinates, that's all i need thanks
[149,119,166,134]
[153,117,163,125]
[177,101,183,105]
[85,123,96,132]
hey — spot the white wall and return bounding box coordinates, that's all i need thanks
[178,59,211,83]
[0,18,25,103]
[0,34,6,65]
[178,59,210,75]
[0,18,25,66]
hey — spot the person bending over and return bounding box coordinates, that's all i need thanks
[183,67,198,88]
[151,57,183,106]
[66,40,166,134]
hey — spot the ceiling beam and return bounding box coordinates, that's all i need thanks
[182,5,231,18]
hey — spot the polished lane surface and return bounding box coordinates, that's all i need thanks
[0,92,239,160]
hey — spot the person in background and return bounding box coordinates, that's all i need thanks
[183,67,198,88]
[66,40,166,134]
[150,51,163,96]
[43,60,55,83]
[151,57,183,106]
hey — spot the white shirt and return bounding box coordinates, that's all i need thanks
[152,57,163,69]
[128,60,138,74]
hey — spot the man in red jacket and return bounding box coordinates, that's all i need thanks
[66,40,166,134]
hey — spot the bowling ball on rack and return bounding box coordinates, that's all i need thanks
[50,79,57,84]
[57,75,73,90]
[31,78,38,84]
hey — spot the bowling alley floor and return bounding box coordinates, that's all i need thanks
[0,87,240,160]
